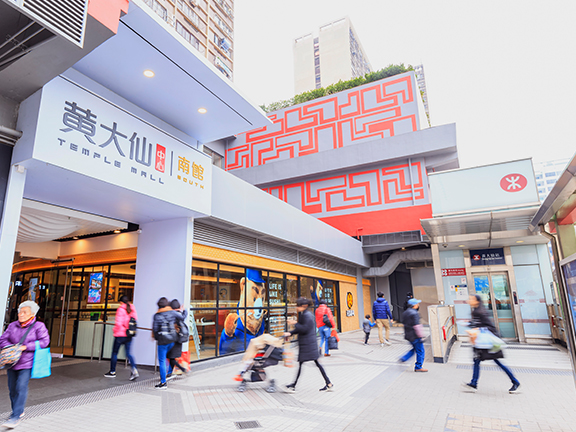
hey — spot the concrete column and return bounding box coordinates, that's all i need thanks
[431,244,445,304]
[0,164,26,327]
[132,217,193,366]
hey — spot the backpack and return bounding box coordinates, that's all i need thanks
[156,313,178,345]
[126,316,137,338]
[175,316,189,344]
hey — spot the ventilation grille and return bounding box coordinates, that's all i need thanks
[362,230,422,247]
[258,240,298,262]
[194,222,257,253]
[299,251,326,269]
[20,0,88,46]
[194,221,355,276]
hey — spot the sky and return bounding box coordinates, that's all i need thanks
[233,1,576,169]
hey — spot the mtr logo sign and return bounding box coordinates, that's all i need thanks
[500,173,527,193]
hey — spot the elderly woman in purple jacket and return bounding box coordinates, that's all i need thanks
[0,301,50,429]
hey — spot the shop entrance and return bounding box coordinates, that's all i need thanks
[472,272,517,339]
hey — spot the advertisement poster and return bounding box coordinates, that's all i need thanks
[87,272,103,304]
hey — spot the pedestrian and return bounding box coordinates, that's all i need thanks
[362,314,376,345]
[462,295,520,393]
[152,297,181,389]
[314,300,335,356]
[0,301,50,429]
[284,297,333,392]
[166,299,190,380]
[399,298,428,372]
[403,292,414,311]
[372,292,393,346]
[104,295,139,381]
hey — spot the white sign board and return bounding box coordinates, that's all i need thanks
[429,159,538,215]
[31,76,211,214]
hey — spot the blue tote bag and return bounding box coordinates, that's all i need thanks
[31,341,51,379]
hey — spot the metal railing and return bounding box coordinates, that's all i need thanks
[90,322,158,371]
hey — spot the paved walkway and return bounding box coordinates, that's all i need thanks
[1,327,575,432]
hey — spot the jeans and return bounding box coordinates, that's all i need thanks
[319,326,331,354]
[7,368,31,420]
[157,343,174,383]
[364,332,370,344]
[400,338,425,369]
[110,337,137,373]
[471,358,519,387]
[292,360,330,387]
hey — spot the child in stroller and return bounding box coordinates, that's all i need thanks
[234,334,284,393]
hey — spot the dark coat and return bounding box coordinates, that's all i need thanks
[372,298,392,319]
[469,304,503,361]
[290,309,319,362]
[153,308,183,346]
[401,307,420,342]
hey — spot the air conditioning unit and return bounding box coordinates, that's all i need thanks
[7,0,89,47]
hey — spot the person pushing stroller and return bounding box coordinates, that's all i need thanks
[234,333,284,393]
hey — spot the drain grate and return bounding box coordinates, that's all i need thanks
[456,364,572,375]
[235,420,262,429]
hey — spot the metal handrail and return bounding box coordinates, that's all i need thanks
[90,322,155,370]
[442,315,455,342]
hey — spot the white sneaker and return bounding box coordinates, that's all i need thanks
[385,340,391,346]
[380,343,384,347]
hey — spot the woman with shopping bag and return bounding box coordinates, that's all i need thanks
[462,294,520,394]
[0,301,50,429]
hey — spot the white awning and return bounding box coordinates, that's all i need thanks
[18,199,128,243]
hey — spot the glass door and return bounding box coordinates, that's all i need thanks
[473,272,517,339]
[48,265,77,356]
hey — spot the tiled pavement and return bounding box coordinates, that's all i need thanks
[2,327,576,431]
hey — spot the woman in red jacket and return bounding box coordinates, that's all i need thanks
[315,300,335,356]
[104,296,139,381]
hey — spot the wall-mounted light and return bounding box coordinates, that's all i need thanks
[516,240,525,243]
[72,236,79,240]
[458,245,465,247]
[198,108,207,114]
[143,69,155,78]
[114,229,121,234]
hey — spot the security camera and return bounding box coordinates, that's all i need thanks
[442,244,448,248]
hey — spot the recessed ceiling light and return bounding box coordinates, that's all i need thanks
[516,240,524,243]
[72,236,79,240]
[143,69,155,78]
[114,229,121,234]
[458,245,465,247]
[198,108,207,114]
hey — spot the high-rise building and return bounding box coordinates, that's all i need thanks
[293,17,371,94]
[143,0,234,80]
[534,158,570,201]
[414,64,430,125]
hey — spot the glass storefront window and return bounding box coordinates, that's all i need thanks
[189,308,217,360]
[191,260,217,308]
[109,263,136,304]
[218,264,244,308]
[267,308,286,337]
[286,274,298,316]
[301,276,314,303]
[217,308,245,355]
[267,272,285,307]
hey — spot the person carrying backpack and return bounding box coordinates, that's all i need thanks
[314,300,335,356]
[104,295,139,381]
[166,299,190,380]
[152,297,182,389]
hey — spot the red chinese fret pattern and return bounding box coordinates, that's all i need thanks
[263,161,426,217]
[226,75,417,170]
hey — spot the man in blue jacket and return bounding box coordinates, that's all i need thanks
[372,292,393,346]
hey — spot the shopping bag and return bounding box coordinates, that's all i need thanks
[328,336,338,350]
[331,328,340,342]
[176,351,191,371]
[486,331,507,353]
[31,341,51,379]
[474,328,496,350]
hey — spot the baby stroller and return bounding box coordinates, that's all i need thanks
[237,343,284,393]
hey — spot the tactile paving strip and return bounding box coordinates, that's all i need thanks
[0,374,186,421]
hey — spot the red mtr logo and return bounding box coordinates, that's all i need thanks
[500,173,527,192]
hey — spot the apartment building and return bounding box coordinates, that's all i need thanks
[534,158,570,201]
[293,17,371,94]
[143,0,234,80]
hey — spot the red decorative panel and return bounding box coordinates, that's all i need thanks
[226,72,419,170]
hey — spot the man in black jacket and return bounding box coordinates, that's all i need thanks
[399,298,427,372]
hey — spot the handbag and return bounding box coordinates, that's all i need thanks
[31,340,51,379]
[322,313,333,328]
[0,323,35,369]
[414,324,424,339]
[328,336,338,350]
